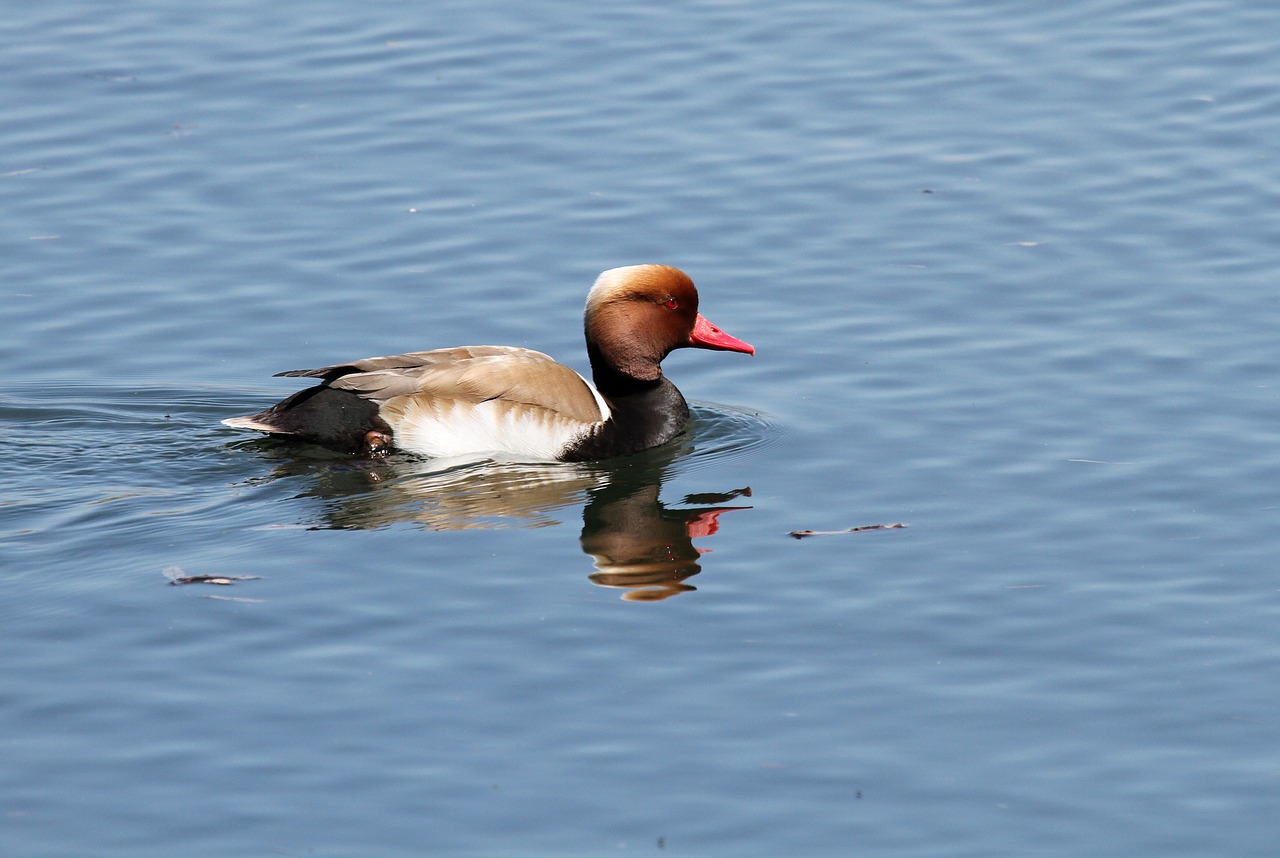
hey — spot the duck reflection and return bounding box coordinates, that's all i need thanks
[581,480,750,601]
[236,438,751,600]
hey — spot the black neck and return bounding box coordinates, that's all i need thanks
[563,355,691,460]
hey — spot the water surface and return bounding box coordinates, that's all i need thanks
[4,1,1280,855]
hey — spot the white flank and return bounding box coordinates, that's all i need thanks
[387,398,597,462]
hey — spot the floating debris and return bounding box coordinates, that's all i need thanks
[788,523,907,539]
[164,566,261,586]
[682,486,752,505]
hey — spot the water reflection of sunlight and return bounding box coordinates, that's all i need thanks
[235,416,761,600]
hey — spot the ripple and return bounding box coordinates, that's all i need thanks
[685,401,785,465]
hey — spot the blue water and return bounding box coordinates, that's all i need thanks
[4,1,1280,855]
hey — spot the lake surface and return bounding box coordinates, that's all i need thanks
[4,1,1280,855]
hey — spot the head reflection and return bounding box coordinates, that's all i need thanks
[240,438,752,600]
[580,480,750,601]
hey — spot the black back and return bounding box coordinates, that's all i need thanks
[243,385,388,453]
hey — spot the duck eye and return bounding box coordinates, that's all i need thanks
[664,297,680,309]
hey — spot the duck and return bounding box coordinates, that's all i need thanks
[222,264,754,461]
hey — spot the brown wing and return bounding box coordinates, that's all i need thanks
[275,346,557,382]
[295,347,608,425]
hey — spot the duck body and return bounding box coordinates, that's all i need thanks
[223,265,753,461]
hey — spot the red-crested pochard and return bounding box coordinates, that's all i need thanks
[222,264,754,460]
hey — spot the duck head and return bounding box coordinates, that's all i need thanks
[584,264,754,384]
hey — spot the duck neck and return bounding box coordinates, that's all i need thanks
[587,341,662,398]
[565,342,690,460]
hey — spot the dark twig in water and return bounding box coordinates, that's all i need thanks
[788,523,907,539]
[164,566,261,586]
[682,486,752,505]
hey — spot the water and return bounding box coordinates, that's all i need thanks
[4,1,1280,854]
